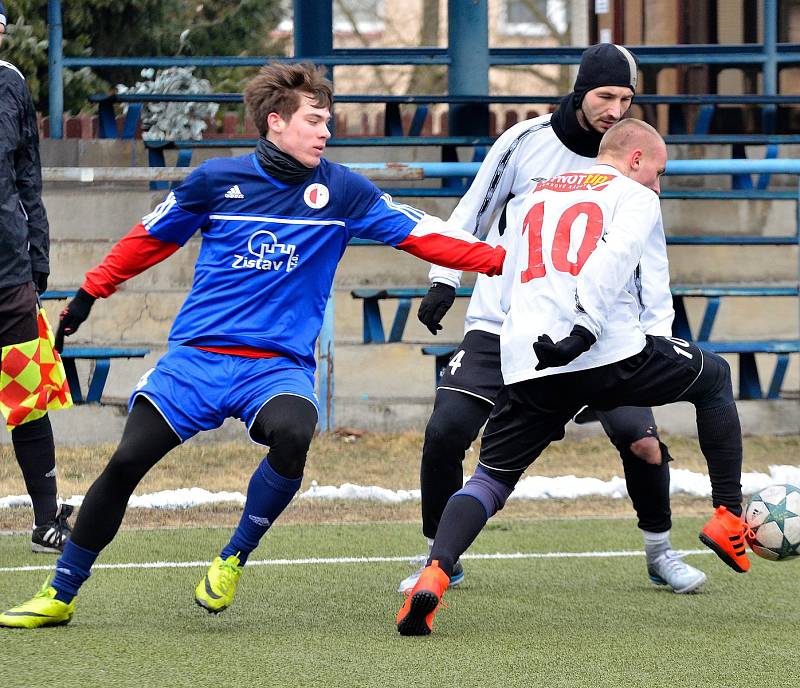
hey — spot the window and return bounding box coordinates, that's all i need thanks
[334,0,384,34]
[507,0,547,24]
[500,0,568,37]
[276,0,384,35]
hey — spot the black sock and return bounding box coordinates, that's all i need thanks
[12,415,57,525]
[696,402,744,516]
[428,495,488,577]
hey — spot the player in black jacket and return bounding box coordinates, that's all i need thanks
[0,4,73,552]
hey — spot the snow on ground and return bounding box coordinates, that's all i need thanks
[2,465,798,510]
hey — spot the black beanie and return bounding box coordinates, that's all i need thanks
[572,43,639,106]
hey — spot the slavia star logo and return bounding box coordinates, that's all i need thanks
[303,183,330,209]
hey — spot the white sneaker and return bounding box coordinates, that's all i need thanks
[398,558,464,593]
[647,550,707,594]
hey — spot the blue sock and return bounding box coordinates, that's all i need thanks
[51,540,99,603]
[220,457,302,565]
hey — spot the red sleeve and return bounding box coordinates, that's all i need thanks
[82,223,180,298]
[396,234,506,277]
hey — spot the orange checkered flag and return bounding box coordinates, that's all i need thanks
[0,308,73,431]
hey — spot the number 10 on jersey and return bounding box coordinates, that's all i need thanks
[520,201,604,282]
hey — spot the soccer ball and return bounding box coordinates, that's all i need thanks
[744,484,800,561]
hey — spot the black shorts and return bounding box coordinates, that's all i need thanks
[439,330,664,446]
[437,329,504,405]
[0,282,38,348]
[479,336,705,475]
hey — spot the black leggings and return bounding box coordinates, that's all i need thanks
[420,389,491,539]
[70,397,180,551]
[71,394,317,552]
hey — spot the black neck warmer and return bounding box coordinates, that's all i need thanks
[549,93,605,158]
[255,137,316,185]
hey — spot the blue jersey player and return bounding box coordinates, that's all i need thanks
[0,63,506,629]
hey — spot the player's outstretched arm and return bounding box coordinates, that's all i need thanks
[54,288,95,352]
[54,223,180,351]
[54,164,208,351]
[348,186,505,275]
[396,215,505,276]
[427,120,529,291]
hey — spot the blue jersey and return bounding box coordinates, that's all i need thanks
[142,154,421,369]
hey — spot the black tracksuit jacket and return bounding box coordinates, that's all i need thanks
[0,59,49,290]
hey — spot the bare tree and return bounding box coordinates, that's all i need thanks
[331,0,571,98]
[406,0,446,94]
[496,0,572,94]
[333,0,394,91]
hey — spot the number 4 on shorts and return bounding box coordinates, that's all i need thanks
[449,350,465,375]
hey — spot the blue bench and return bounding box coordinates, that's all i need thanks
[351,284,800,344]
[351,287,473,344]
[60,347,150,404]
[671,285,800,341]
[41,291,150,404]
[421,340,800,400]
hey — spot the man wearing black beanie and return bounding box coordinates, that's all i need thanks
[402,44,708,598]
[550,42,640,157]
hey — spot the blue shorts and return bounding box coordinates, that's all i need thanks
[129,346,318,443]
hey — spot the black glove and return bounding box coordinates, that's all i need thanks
[54,288,96,352]
[533,325,596,371]
[32,271,48,294]
[417,283,457,335]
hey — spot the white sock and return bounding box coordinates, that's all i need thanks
[642,529,671,561]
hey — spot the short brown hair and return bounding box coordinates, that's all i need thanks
[244,62,333,137]
[598,118,663,157]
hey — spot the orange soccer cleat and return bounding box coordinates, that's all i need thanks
[699,505,753,573]
[396,559,451,636]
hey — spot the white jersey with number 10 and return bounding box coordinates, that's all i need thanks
[501,163,665,384]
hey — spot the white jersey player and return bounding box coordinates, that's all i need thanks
[501,164,664,381]
[400,43,704,598]
[397,119,751,637]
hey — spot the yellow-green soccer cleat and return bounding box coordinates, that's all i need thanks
[194,554,242,614]
[0,581,75,629]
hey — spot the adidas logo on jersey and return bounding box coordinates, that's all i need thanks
[225,185,245,199]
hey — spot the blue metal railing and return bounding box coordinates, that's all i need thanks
[46,0,793,138]
[344,159,800,177]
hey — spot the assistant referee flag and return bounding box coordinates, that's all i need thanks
[0,308,73,430]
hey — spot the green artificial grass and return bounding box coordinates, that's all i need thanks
[1,518,797,688]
